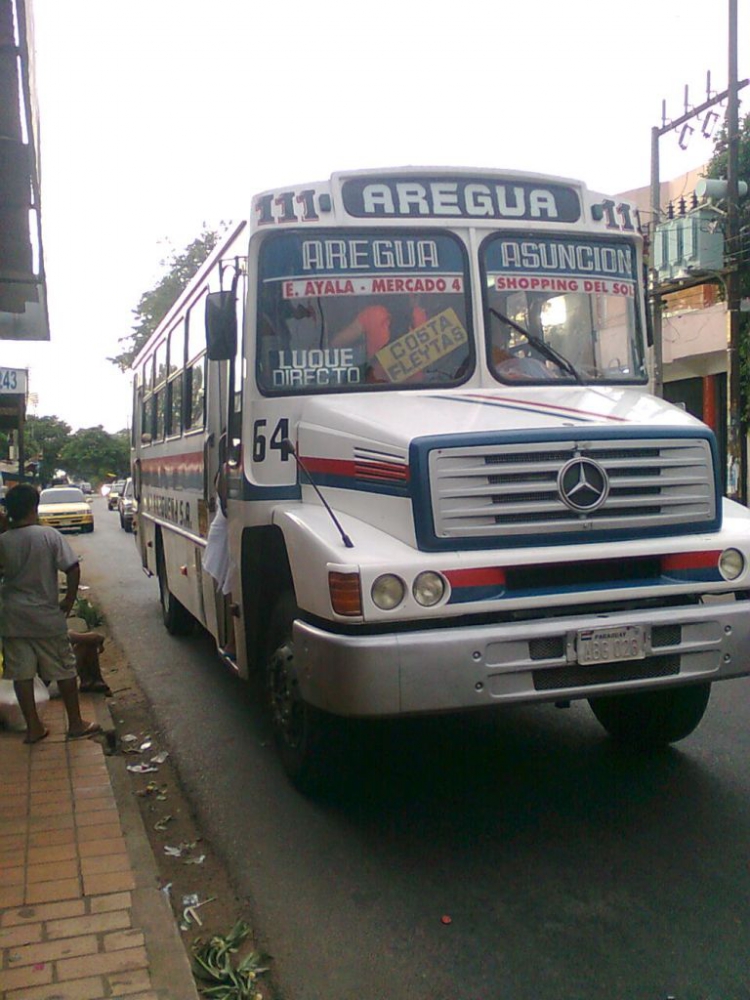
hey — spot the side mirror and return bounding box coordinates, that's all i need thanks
[206,291,237,361]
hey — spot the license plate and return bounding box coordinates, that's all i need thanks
[577,625,645,666]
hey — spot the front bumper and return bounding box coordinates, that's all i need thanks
[294,597,750,717]
[40,514,93,532]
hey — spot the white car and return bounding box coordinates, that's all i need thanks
[38,486,94,534]
[118,478,135,532]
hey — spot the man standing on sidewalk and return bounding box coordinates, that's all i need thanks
[0,483,101,743]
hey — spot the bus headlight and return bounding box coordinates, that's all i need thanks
[719,548,745,581]
[371,574,405,610]
[413,571,446,607]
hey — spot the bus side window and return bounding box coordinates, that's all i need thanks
[167,372,183,437]
[228,270,245,463]
[185,355,206,431]
[141,393,155,444]
[167,320,186,438]
[155,387,166,441]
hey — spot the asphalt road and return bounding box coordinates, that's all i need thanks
[75,497,750,1000]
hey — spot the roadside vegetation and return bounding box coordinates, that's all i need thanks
[0,415,130,488]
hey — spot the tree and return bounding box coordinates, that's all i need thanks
[705,110,750,417]
[59,427,130,484]
[24,415,72,486]
[705,109,750,296]
[110,226,225,372]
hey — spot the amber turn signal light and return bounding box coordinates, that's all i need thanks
[329,572,363,616]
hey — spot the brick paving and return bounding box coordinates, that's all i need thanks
[0,695,170,1000]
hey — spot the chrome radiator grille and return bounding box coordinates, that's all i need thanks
[428,437,716,541]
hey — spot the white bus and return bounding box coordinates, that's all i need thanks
[131,168,750,791]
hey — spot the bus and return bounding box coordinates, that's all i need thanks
[131,168,750,791]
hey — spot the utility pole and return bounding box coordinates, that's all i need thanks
[649,0,746,500]
[650,128,663,395]
[725,0,744,503]
[648,78,747,397]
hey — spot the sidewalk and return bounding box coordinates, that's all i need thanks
[0,692,200,1000]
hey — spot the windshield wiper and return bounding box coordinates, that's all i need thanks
[488,307,585,384]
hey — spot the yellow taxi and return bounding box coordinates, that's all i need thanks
[38,486,94,534]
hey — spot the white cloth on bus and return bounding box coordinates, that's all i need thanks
[203,506,233,595]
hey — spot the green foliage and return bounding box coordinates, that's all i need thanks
[705,110,750,296]
[706,111,750,418]
[25,415,73,485]
[110,226,227,372]
[191,921,269,1000]
[59,426,130,483]
[73,596,105,629]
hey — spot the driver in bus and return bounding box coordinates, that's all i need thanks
[331,297,429,382]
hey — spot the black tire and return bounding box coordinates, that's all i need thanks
[265,591,347,793]
[156,542,193,636]
[589,683,711,748]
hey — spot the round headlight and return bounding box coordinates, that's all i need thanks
[371,574,406,610]
[719,548,745,581]
[413,571,446,607]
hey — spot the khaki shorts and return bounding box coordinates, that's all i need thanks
[2,635,78,683]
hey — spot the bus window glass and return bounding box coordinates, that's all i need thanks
[142,394,155,442]
[186,356,205,430]
[168,374,183,436]
[154,388,166,440]
[131,383,139,447]
[481,233,646,384]
[155,341,168,387]
[168,321,185,376]
[256,231,472,393]
[186,289,208,363]
[143,356,153,392]
[233,270,246,400]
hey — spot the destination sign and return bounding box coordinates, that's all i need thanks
[260,232,466,281]
[341,176,581,222]
[485,236,637,297]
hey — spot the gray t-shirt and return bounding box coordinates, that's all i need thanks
[0,524,78,637]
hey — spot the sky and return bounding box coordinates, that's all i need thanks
[3,0,749,432]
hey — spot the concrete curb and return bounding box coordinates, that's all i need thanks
[94,699,201,1000]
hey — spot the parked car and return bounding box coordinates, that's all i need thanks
[107,479,126,510]
[38,486,94,534]
[80,481,93,495]
[118,478,135,532]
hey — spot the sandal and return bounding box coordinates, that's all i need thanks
[66,722,102,740]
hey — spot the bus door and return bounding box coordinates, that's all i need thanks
[205,260,246,657]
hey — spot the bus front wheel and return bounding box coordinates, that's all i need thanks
[588,682,711,748]
[265,592,345,793]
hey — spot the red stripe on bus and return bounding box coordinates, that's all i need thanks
[141,454,203,471]
[301,456,409,481]
[661,551,721,571]
[444,567,507,587]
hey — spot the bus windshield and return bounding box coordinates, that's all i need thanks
[256,231,472,393]
[481,233,647,384]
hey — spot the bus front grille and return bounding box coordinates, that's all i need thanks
[428,436,715,544]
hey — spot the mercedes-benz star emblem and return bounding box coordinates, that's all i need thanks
[558,457,609,512]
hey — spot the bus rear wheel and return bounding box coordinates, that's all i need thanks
[588,682,711,748]
[265,591,345,793]
[156,544,193,636]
